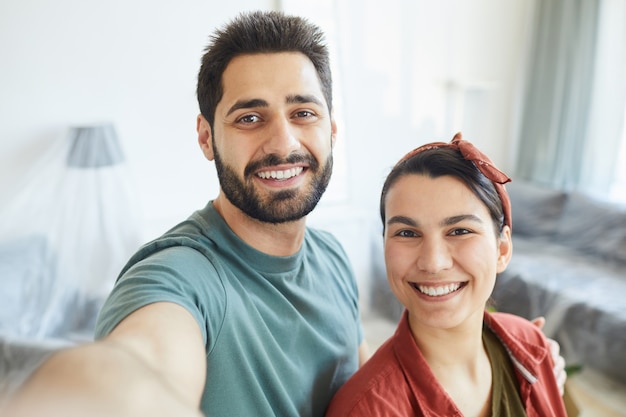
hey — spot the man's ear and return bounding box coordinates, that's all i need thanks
[330,118,338,148]
[197,114,214,161]
[496,225,513,273]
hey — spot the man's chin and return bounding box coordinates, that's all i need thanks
[247,205,314,224]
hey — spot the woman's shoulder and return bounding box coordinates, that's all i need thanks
[486,311,549,349]
[488,311,534,325]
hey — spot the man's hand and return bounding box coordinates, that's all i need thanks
[1,302,207,417]
[531,316,566,395]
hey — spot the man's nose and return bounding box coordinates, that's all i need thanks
[262,117,301,156]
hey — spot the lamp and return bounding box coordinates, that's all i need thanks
[66,123,124,168]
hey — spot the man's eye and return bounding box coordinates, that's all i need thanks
[450,228,471,236]
[397,230,417,238]
[294,110,315,119]
[237,114,260,124]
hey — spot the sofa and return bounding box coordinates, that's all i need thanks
[491,180,626,384]
[368,179,626,385]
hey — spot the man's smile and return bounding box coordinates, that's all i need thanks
[256,166,304,180]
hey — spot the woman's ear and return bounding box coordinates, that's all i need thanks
[496,225,513,273]
[197,114,214,161]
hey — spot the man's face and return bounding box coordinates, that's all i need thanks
[209,52,336,224]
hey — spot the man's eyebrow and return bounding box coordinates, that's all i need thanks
[226,94,324,117]
[226,98,268,117]
[286,94,324,107]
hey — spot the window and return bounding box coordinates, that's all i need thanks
[610,105,626,203]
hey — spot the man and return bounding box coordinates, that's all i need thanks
[3,10,367,417]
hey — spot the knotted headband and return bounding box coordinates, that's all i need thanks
[395,132,512,229]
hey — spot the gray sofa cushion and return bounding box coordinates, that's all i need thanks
[507,180,567,237]
[554,191,626,263]
[493,240,626,384]
[492,182,626,384]
[0,235,56,338]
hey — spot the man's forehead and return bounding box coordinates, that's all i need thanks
[219,53,325,102]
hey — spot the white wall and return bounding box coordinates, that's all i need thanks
[327,0,535,215]
[0,0,274,239]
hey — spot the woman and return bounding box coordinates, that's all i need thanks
[326,133,567,416]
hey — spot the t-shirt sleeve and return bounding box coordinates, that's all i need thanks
[94,246,226,350]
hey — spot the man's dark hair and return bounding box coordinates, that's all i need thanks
[197,10,332,130]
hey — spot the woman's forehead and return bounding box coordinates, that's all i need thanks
[386,175,487,217]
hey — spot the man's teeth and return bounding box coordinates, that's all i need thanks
[417,283,462,297]
[257,167,303,180]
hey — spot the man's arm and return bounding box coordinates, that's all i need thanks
[358,340,370,367]
[532,316,567,395]
[2,302,206,417]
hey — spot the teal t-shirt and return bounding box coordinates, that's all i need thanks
[95,202,363,417]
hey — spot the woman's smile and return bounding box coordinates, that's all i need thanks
[410,281,468,297]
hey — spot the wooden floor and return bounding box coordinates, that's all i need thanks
[361,313,626,417]
[567,369,626,417]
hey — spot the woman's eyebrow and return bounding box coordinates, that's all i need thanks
[441,214,483,226]
[387,214,483,228]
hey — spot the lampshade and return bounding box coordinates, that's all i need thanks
[66,123,124,168]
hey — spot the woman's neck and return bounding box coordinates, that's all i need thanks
[410,315,485,369]
[408,311,493,417]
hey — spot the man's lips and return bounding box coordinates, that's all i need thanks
[256,166,304,180]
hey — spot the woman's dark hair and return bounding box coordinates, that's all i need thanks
[379,147,506,236]
[196,10,333,130]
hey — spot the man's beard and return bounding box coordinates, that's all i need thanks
[213,146,333,224]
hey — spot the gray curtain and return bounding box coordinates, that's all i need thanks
[516,0,601,190]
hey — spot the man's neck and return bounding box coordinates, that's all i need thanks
[212,195,307,257]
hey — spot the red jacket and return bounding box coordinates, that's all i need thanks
[325,311,567,417]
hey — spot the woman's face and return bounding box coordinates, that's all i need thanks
[383,174,512,332]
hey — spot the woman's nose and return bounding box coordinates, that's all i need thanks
[416,237,453,274]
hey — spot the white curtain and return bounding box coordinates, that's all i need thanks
[0,125,142,339]
[580,0,626,197]
[516,0,626,195]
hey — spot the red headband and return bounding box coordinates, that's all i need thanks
[396,132,512,229]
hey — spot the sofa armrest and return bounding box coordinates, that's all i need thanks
[0,337,73,401]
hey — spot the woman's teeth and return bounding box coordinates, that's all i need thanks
[257,167,303,180]
[416,283,462,297]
